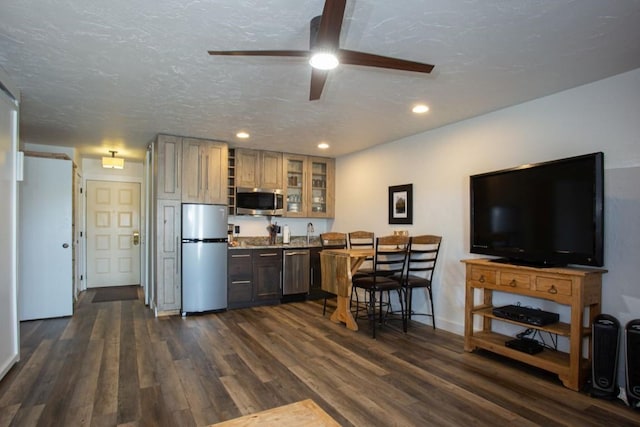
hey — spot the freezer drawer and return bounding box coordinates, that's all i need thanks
[282,249,310,295]
[182,241,227,313]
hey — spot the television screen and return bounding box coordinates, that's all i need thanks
[470,152,604,267]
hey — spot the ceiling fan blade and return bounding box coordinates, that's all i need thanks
[309,68,329,100]
[338,49,435,73]
[208,50,309,58]
[316,0,347,49]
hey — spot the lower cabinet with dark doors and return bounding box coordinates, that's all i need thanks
[228,249,282,309]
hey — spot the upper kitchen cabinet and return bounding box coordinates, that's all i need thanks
[182,138,229,204]
[283,155,334,218]
[235,149,283,190]
[283,154,307,217]
[308,157,334,218]
[155,134,182,200]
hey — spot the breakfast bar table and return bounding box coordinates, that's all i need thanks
[320,248,374,331]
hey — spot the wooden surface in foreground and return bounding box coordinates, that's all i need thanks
[212,399,340,427]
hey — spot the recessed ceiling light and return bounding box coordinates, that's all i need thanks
[236,131,250,139]
[309,51,339,70]
[412,104,430,114]
[318,142,330,149]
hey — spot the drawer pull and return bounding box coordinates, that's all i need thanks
[479,275,485,283]
[509,279,517,287]
[548,285,558,294]
[231,254,251,258]
[232,280,251,284]
[260,253,279,257]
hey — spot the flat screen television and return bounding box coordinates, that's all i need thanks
[470,152,604,267]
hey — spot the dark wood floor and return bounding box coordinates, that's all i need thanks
[1,289,638,427]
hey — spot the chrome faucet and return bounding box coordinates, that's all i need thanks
[306,222,314,244]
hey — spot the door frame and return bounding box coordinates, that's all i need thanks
[81,161,145,294]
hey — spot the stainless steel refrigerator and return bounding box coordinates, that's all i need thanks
[181,203,228,315]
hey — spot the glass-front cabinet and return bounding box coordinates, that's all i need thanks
[283,154,334,218]
[284,154,306,217]
[309,158,329,216]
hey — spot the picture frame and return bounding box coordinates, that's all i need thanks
[388,184,413,224]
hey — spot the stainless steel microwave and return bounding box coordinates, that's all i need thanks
[235,187,284,216]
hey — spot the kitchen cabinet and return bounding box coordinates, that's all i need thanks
[282,154,307,217]
[463,259,605,391]
[227,248,282,308]
[228,250,253,309]
[156,134,182,200]
[235,148,283,190]
[253,249,282,303]
[182,137,228,204]
[155,200,181,312]
[283,154,335,218]
[152,134,228,315]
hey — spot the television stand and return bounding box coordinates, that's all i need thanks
[463,258,606,391]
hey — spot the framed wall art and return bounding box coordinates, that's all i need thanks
[388,184,413,224]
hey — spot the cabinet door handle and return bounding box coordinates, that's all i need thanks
[232,280,251,284]
[176,237,180,273]
[548,285,558,294]
[509,279,517,287]
[260,253,278,257]
[205,154,210,190]
[231,254,251,258]
[479,275,485,283]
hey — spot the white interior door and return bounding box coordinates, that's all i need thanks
[86,180,141,287]
[19,156,73,320]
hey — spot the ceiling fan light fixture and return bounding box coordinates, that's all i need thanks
[309,51,339,70]
[102,150,124,169]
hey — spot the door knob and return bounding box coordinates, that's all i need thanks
[133,231,140,246]
[62,243,69,248]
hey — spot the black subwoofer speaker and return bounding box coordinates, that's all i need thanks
[626,319,640,408]
[591,314,620,398]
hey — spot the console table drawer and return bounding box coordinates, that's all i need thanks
[469,267,496,286]
[534,276,572,297]
[499,272,531,290]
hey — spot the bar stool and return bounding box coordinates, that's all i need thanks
[352,235,409,338]
[403,235,442,330]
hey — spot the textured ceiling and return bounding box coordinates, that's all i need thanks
[1,0,639,161]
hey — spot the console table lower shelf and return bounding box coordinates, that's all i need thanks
[466,331,586,387]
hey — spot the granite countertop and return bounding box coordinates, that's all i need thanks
[228,236,321,250]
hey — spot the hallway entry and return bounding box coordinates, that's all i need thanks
[86,180,141,287]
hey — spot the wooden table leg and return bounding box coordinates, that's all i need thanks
[330,295,358,331]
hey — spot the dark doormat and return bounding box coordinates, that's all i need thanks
[92,285,139,303]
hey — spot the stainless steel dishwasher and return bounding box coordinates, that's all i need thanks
[282,249,310,298]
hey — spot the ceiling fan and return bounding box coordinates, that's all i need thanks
[208,0,435,100]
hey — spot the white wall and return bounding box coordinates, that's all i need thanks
[334,68,640,340]
[22,142,78,165]
[0,71,20,380]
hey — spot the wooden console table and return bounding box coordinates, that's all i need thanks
[463,259,606,391]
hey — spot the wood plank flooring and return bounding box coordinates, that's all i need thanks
[1,289,639,426]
